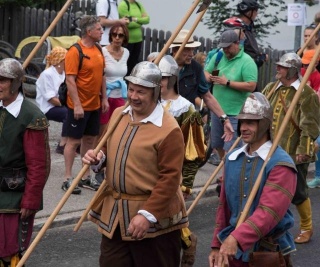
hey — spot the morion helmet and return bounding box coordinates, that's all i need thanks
[276,52,302,80]
[0,58,25,93]
[159,55,179,94]
[236,92,273,140]
[125,61,162,102]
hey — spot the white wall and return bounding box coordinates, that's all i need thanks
[141,0,319,51]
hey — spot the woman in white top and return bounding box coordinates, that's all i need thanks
[36,46,68,154]
[100,23,129,132]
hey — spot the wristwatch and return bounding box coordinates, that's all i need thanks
[226,80,230,87]
[219,114,229,124]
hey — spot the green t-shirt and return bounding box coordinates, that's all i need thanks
[205,48,258,115]
[118,1,150,43]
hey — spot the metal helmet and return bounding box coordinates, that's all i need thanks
[237,0,261,14]
[125,61,162,102]
[159,55,179,94]
[0,58,25,92]
[236,92,273,141]
[223,17,245,29]
[276,53,302,80]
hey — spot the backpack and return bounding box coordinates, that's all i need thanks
[205,48,223,70]
[58,43,103,106]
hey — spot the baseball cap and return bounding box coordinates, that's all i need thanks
[218,30,239,48]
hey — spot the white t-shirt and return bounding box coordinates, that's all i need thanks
[36,65,65,114]
[102,46,129,98]
[96,0,119,46]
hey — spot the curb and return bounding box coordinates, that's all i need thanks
[33,185,218,232]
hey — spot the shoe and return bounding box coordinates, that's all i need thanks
[181,233,198,267]
[307,178,320,188]
[207,153,221,166]
[55,144,65,155]
[294,229,313,244]
[78,175,100,191]
[61,178,81,194]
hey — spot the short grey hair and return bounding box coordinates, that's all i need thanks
[79,15,100,36]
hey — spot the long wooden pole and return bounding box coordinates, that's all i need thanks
[17,102,129,267]
[153,0,201,65]
[236,43,320,227]
[22,0,74,69]
[187,137,241,215]
[174,8,207,60]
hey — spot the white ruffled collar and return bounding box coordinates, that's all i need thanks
[161,96,194,117]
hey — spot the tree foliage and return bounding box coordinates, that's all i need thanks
[203,0,315,41]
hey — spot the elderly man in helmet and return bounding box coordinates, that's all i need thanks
[159,55,206,267]
[0,59,50,266]
[82,61,188,267]
[262,52,320,244]
[209,93,297,267]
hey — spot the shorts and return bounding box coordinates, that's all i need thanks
[210,112,242,152]
[65,108,100,139]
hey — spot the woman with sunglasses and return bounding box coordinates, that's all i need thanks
[100,24,129,131]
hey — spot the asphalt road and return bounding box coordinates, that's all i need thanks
[26,188,320,267]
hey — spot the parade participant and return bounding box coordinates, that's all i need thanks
[63,15,109,194]
[96,0,129,46]
[235,0,268,68]
[262,53,320,244]
[209,92,297,267]
[36,46,68,154]
[159,55,206,267]
[170,29,235,138]
[204,30,257,159]
[82,61,188,267]
[0,58,50,266]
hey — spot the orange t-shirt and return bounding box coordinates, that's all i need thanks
[65,42,105,111]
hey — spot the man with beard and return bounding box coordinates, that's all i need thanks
[262,52,320,244]
[204,29,257,160]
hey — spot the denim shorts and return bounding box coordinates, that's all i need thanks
[210,112,242,152]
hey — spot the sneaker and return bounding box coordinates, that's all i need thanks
[55,144,65,155]
[61,178,81,194]
[78,175,100,191]
[307,178,320,188]
[207,153,221,166]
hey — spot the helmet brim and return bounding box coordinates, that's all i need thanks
[125,76,157,88]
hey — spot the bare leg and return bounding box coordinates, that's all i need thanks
[63,137,81,179]
[81,135,97,177]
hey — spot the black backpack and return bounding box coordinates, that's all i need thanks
[58,43,103,106]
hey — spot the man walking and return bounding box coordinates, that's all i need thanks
[83,61,188,267]
[262,52,320,244]
[62,15,109,194]
[209,93,297,267]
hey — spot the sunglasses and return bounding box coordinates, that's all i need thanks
[111,32,125,39]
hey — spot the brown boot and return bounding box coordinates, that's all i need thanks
[294,229,313,244]
[181,233,198,267]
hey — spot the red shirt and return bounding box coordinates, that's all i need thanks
[301,68,320,92]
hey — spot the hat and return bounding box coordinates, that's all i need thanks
[46,46,67,67]
[169,29,201,48]
[301,49,317,65]
[218,30,239,48]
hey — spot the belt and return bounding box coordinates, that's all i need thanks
[106,190,150,201]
